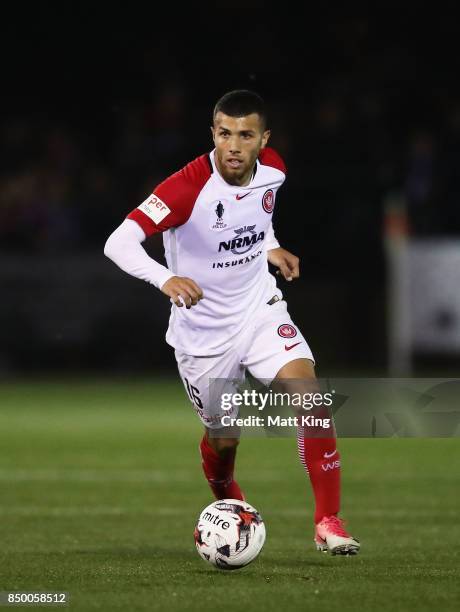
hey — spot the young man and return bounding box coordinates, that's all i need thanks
[104,90,360,555]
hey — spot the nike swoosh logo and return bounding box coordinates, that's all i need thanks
[236,192,251,200]
[285,342,302,351]
[324,450,337,459]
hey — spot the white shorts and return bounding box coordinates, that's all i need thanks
[175,299,314,428]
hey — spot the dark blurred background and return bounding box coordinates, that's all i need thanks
[1,5,460,376]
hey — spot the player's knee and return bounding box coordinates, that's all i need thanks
[272,376,320,398]
[271,374,324,419]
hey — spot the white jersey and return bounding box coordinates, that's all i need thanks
[127,147,287,355]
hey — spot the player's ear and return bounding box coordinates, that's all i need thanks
[261,129,271,149]
[211,125,216,144]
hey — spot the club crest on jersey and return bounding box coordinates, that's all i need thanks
[277,324,297,339]
[210,200,229,230]
[218,225,265,255]
[262,189,275,213]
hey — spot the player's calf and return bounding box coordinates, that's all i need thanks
[206,434,239,456]
[199,431,244,501]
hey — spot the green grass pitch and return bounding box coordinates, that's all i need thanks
[0,379,458,611]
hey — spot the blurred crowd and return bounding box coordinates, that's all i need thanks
[0,85,190,254]
[1,16,459,263]
[1,13,459,372]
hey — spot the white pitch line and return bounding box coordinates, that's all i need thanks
[0,468,295,483]
[0,507,455,518]
[0,506,184,517]
[0,469,192,483]
[0,468,446,484]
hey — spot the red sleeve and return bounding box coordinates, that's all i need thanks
[127,153,212,237]
[258,147,287,175]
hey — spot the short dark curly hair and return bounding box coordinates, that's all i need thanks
[213,90,267,129]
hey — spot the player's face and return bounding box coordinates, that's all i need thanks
[211,112,270,186]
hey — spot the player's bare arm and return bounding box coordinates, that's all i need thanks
[268,247,300,281]
[161,276,203,308]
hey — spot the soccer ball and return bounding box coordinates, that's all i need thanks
[194,499,266,570]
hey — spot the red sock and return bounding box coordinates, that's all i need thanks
[199,433,244,501]
[297,428,341,524]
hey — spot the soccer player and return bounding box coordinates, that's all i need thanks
[104,90,360,555]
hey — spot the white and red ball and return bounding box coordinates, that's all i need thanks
[194,499,266,570]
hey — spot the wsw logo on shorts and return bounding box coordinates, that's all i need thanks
[218,225,265,255]
[277,324,297,339]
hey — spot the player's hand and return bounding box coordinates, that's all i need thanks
[161,276,204,308]
[267,247,300,281]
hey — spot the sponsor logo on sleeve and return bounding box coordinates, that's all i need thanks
[137,194,171,224]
